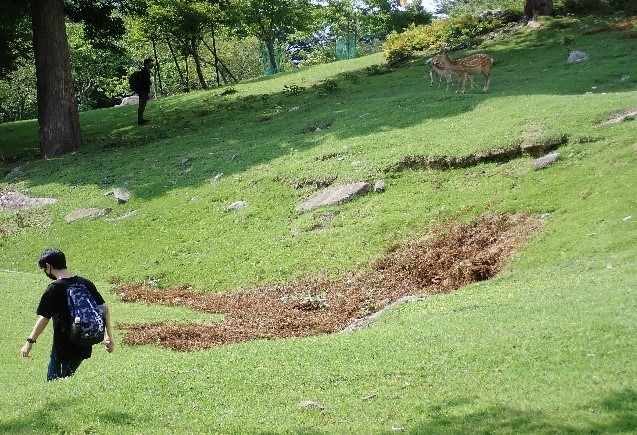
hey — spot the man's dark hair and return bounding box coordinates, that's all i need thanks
[143,58,153,67]
[38,248,67,270]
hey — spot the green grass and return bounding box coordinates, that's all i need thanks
[1,16,637,434]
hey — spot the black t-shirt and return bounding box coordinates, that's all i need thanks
[36,276,105,361]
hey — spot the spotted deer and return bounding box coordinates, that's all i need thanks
[426,56,455,90]
[432,52,493,93]
[425,56,473,91]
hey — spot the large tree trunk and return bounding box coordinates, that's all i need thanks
[31,0,82,158]
[524,0,554,21]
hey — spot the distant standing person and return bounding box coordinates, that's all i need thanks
[21,248,115,381]
[138,58,155,125]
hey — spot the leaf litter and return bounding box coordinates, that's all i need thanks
[114,213,542,351]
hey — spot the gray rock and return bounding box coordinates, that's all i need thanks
[113,188,131,203]
[115,96,139,106]
[227,201,248,211]
[533,152,560,170]
[479,8,504,19]
[0,191,57,212]
[567,51,589,63]
[65,208,112,223]
[5,167,22,178]
[296,182,371,213]
[341,296,424,332]
[210,172,223,183]
[373,179,387,192]
[297,400,325,410]
[105,209,139,222]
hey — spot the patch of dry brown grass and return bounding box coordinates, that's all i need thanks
[114,213,543,351]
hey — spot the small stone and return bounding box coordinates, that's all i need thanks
[298,400,325,410]
[227,201,248,211]
[567,51,589,63]
[373,180,387,192]
[104,209,139,222]
[113,188,131,203]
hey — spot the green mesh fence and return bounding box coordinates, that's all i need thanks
[335,34,357,60]
[260,41,285,76]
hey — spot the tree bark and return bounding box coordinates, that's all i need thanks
[166,40,186,89]
[524,0,554,21]
[31,0,81,158]
[151,39,162,96]
[190,35,208,90]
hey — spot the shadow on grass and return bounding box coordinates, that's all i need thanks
[0,398,144,434]
[404,388,637,434]
[1,20,635,202]
[0,399,68,434]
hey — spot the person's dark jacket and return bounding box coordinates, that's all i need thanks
[141,66,152,94]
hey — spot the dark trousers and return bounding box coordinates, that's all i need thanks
[138,91,149,123]
[47,354,82,381]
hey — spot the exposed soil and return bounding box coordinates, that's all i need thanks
[384,136,568,173]
[596,108,637,126]
[114,213,542,351]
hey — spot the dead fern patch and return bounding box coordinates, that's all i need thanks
[114,213,543,351]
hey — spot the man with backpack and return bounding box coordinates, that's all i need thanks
[135,58,155,125]
[20,248,114,381]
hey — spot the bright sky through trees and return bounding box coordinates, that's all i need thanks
[422,0,436,11]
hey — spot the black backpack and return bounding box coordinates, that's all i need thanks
[128,70,142,93]
[56,279,105,347]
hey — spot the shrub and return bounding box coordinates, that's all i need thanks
[383,11,521,67]
[383,21,445,66]
[313,79,338,94]
[299,45,337,67]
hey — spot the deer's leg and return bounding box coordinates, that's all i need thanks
[483,71,490,92]
[459,73,468,94]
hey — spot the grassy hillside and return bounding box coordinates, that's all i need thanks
[1,15,637,434]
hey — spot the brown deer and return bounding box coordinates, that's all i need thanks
[426,56,473,91]
[426,56,455,90]
[432,52,493,94]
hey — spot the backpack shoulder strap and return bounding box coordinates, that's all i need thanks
[52,277,89,293]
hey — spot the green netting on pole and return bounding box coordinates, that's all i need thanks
[260,42,285,76]
[335,34,357,60]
